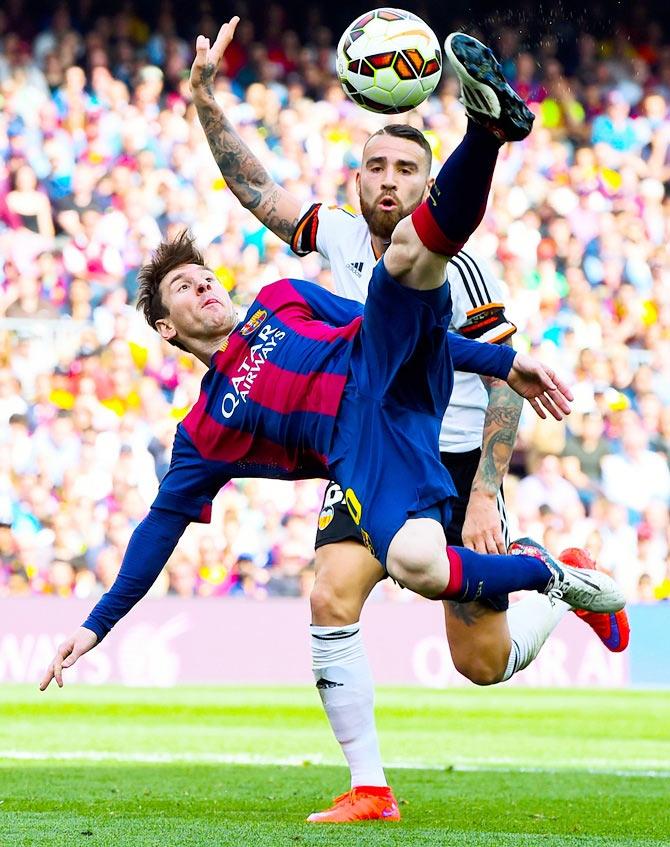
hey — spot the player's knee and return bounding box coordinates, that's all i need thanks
[387,547,446,597]
[450,639,507,685]
[310,580,353,625]
[310,549,367,625]
[451,647,507,686]
[387,519,449,598]
[311,542,383,625]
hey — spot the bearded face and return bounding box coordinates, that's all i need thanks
[357,133,431,244]
[359,192,409,241]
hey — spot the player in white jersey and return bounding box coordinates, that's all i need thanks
[188,18,628,824]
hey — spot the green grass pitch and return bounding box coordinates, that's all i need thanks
[1,686,669,846]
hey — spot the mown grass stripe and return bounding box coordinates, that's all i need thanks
[1,749,669,779]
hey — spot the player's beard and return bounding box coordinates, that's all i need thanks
[360,194,410,241]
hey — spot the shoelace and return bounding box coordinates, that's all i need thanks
[331,790,355,807]
[330,789,389,809]
[512,543,563,603]
[547,583,565,602]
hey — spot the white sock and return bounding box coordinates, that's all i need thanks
[311,623,387,788]
[502,593,570,681]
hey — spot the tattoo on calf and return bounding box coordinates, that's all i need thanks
[447,601,490,625]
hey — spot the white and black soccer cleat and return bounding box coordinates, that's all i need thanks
[508,537,626,613]
[444,32,535,142]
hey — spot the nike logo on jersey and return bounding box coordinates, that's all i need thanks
[346,261,365,277]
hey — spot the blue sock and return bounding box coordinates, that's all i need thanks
[411,120,501,256]
[438,546,552,602]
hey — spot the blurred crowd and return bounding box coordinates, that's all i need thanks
[1,2,670,604]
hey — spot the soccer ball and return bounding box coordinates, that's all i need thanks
[336,8,442,114]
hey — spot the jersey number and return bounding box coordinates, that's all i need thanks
[345,488,362,526]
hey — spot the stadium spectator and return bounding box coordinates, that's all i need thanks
[601,420,670,516]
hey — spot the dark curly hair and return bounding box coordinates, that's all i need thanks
[136,230,205,350]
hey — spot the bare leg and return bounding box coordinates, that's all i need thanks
[311,541,383,626]
[444,602,511,685]
[444,594,569,685]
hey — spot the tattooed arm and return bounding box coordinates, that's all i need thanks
[189,18,302,242]
[461,337,523,554]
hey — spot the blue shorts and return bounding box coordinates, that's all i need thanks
[328,260,458,567]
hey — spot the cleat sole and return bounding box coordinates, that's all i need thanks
[445,33,534,141]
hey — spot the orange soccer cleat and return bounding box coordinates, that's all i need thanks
[306,786,401,823]
[559,548,630,652]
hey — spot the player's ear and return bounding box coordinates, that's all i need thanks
[422,176,435,201]
[355,170,361,194]
[155,318,176,342]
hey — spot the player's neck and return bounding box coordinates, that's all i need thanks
[189,317,240,366]
[370,233,391,260]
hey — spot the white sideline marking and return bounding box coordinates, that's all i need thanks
[1,750,669,778]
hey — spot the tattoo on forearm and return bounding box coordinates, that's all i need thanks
[473,365,523,497]
[261,188,299,241]
[194,99,298,237]
[199,64,217,92]
[195,102,267,206]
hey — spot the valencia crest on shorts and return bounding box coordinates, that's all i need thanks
[318,505,335,530]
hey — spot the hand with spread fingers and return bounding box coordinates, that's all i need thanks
[189,16,240,103]
[506,353,573,420]
[40,627,98,691]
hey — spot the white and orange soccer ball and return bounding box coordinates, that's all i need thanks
[336,8,442,114]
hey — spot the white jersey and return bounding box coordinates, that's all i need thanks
[291,203,516,453]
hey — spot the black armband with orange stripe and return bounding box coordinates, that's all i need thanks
[290,203,321,256]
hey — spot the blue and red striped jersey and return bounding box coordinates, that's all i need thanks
[153,278,364,522]
[82,266,518,642]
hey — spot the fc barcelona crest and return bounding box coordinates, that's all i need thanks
[240,309,267,336]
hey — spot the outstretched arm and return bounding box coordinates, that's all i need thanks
[190,17,302,242]
[448,332,572,421]
[40,508,189,690]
